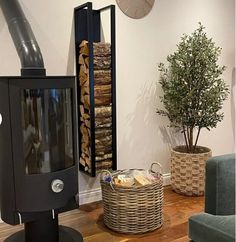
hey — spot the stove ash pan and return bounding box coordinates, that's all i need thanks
[0,76,78,225]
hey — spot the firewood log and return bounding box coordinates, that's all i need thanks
[85,156,91,166]
[95,123,112,129]
[95,128,112,138]
[95,116,112,123]
[80,94,84,104]
[81,130,89,143]
[95,117,112,128]
[80,105,84,116]
[94,56,111,70]
[79,40,89,56]
[79,54,85,65]
[94,70,111,85]
[81,145,89,157]
[83,101,90,111]
[81,85,90,97]
[95,135,112,147]
[84,94,90,108]
[95,144,112,151]
[95,141,113,149]
[79,69,88,86]
[85,119,90,128]
[79,63,88,75]
[80,123,86,135]
[82,113,90,121]
[95,146,112,156]
[95,106,112,118]
[84,57,89,67]
[94,84,111,96]
[81,141,89,152]
[81,149,90,158]
[93,42,111,56]
[80,157,86,166]
[95,96,112,106]
[96,159,112,169]
[79,40,88,48]
[95,153,112,161]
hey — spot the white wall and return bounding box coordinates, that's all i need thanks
[0,0,235,199]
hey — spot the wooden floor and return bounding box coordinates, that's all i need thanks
[0,186,204,242]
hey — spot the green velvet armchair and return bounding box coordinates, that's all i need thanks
[188,154,235,242]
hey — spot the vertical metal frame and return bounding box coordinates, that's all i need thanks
[87,3,96,176]
[98,5,117,171]
[74,3,117,176]
[111,5,117,171]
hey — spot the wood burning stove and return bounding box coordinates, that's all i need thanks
[0,0,83,241]
[0,77,78,215]
[0,77,82,242]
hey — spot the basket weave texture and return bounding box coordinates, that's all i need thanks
[171,146,212,196]
[100,166,163,234]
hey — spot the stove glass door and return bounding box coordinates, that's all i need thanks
[21,88,74,174]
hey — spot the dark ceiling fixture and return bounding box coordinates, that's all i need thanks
[0,0,83,241]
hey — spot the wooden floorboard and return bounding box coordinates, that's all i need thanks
[0,186,204,242]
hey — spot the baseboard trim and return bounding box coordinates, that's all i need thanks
[78,187,103,205]
[79,173,171,205]
[163,173,171,186]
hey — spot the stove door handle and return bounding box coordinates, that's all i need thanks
[51,179,64,193]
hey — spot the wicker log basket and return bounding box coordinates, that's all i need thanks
[100,163,164,234]
[171,146,212,196]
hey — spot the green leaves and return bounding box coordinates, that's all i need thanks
[157,23,229,153]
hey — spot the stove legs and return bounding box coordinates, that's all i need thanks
[4,215,83,242]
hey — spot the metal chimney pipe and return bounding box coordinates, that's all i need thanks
[0,0,46,76]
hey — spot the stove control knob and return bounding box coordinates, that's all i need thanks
[51,179,64,193]
[0,113,2,125]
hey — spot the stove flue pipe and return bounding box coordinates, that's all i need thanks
[0,0,46,76]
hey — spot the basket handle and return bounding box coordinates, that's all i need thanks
[150,162,162,175]
[100,169,113,181]
[100,170,115,191]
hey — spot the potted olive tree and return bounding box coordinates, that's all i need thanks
[157,23,229,196]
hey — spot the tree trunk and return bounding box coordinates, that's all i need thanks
[193,127,201,152]
[189,127,194,153]
[183,126,189,152]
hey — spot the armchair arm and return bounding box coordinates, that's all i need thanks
[205,154,235,215]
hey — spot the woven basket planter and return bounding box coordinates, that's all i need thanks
[100,163,164,234]
[171,146,212,196]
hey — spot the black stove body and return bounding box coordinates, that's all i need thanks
[0,76,78,224]
[0,77,82,242]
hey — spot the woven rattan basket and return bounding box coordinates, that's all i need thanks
[171,146,212,196]
[100,163,164,234]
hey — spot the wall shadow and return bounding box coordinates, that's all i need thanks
[66,17,75,75]
[0,8,5,31]
[231,67,235,142]
[118,81,184,172]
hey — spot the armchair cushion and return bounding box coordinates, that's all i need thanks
[189,213,235,242]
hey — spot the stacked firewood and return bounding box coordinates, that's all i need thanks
[79,40,113,174]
